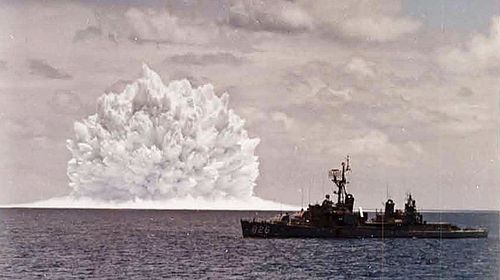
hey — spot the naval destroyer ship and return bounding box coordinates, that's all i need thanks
[241,157,488,238]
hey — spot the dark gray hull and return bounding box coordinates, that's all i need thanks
[241,220,488,239]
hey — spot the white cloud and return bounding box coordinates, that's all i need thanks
[326,130,425,167]
[225,1,420,42]
[316,87,352,105]
[271,111,295,131]
[0,1,498,209]
[123,7,217,44]
[238,106,268,126]
[297,0,421,42]
[437,103,493,133]
[405,141,423,155]
[437,16,500,73]
[344,57,376,79]
[349,131,402,163]
[166,52,243,66]
[228,1,314,33]
[339,16,421,42]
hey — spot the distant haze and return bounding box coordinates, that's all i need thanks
[0,0,498,210]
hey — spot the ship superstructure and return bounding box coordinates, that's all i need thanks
[241,157,488,238]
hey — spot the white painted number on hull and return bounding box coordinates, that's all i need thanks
[251,225,270,235]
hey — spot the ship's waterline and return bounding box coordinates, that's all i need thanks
[241,157,489,238]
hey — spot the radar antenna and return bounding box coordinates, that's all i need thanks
[328,155,351,205]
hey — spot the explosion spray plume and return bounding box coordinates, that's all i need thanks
[66,64,261,203]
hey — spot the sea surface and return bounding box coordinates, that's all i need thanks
[0,209,498,279]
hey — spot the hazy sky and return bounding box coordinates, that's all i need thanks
[0,0,498,209]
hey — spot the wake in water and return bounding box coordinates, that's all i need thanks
[16,64,294,210]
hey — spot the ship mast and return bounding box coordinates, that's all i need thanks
[329,156,350,206]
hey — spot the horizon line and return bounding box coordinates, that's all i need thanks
[1,206,498,212]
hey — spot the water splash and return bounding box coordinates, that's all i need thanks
[66,64,261,204]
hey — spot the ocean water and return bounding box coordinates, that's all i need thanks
[0,209,498,279]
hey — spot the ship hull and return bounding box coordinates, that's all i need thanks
[241,220,488,239]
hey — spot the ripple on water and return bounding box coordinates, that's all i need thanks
[0,209,498,279]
